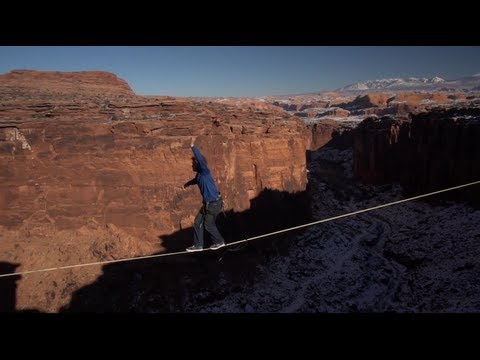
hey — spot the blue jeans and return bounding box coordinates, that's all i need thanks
[193,198,224,248]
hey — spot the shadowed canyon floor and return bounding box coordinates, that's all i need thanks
[192,148,480,312]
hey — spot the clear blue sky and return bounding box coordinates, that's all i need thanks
[0,46,479,97]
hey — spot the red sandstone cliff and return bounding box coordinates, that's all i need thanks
[305,119,353,151]
[0,70,308,311]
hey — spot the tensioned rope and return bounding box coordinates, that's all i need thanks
[1,180,479,279]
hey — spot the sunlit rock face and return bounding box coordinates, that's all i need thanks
[0,70,309,312]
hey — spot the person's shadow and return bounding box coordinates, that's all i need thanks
[63,188,311,312]
[0,262,21,312]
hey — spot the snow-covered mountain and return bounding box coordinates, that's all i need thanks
[338,74,480,93]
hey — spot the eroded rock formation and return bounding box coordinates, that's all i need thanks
[353,108,480,203]
[305,119,353,151]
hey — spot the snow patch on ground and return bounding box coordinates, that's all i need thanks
[192,148,480,313]
[303,116,366,125]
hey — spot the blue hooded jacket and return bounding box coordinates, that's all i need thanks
[191,146,221,203]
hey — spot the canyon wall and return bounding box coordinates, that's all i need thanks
[0,71,309,311]
[306,119,354,151]
[353,108,480,203]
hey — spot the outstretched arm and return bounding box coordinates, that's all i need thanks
[191,137,209,173]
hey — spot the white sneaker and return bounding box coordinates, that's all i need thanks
[186,246,203,252]
[209,242,226,250]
